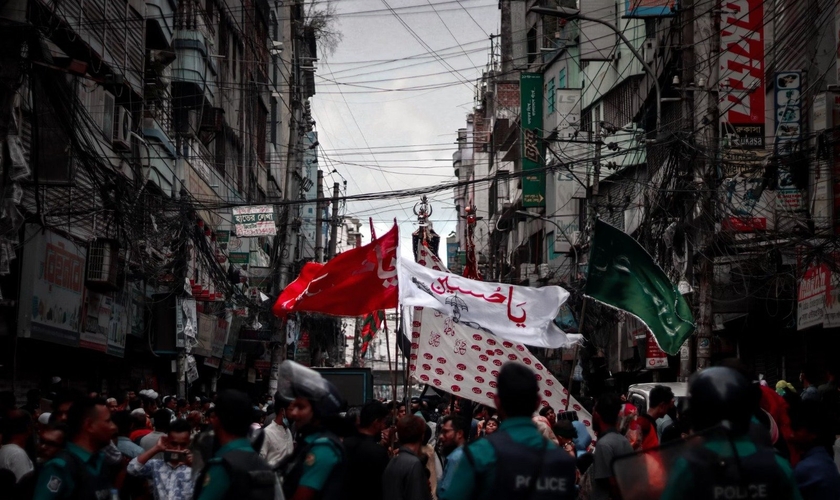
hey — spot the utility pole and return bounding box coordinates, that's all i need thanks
[328,182,339,259]
[351,318,363,367]
[692,0,720,372]
[315,169,324,262]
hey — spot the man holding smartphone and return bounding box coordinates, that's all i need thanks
[128,419,195,500]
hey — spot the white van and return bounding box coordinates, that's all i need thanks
[626,382,687,413]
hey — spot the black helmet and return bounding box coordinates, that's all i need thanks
[687,366,753,434]
[276,361,343,418]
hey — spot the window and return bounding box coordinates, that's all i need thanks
[547,77,556,113]
[558,68,566,89]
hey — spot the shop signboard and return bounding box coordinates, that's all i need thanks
[18,225,86,346]
[774,71,802,155]
[625,0,677,17]
[719,0,766,148]
[798,263,829,330]
[520,73,545,208]
[825,268,840,328]
[232,205,276,237]
[720,176,775,232]
[645,331,669,369]
[228,252,250,264]
[80,292,112,353]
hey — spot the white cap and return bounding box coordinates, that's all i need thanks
[38,413,51,425]
[131,408,147,417]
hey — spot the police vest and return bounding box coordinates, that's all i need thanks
[195,449,276,500]
[680,444,791,500]
[54,449,117,500]
[277,431,345,500]
[478,430,577,500]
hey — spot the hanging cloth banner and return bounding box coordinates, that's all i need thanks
[398,255,576,348]
[407,245,593,435]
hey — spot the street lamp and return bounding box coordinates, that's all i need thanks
[530,6,662,135]
[516,210,578,270]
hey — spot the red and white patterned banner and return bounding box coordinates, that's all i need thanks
[407,246,593,434]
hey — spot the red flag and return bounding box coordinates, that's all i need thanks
[272,224,399,317]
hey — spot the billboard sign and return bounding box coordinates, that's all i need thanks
[719,0,765,148]
[625,0,677,18]
[720,176,775,232]
[18,225,86,347]
[555,90,581,134]
[645,331,669,369]
[774,71,802,154]
[520,73,545,208]
[798,263,829,330]
[232,205,277,237]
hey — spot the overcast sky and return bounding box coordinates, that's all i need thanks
[310,0,500,259]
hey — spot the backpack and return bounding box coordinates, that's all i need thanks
[277,431,345,500]
[197,449,282,500]
[54,449,120,500]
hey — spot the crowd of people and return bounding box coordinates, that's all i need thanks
[0,359,836,499]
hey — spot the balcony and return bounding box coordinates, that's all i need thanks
[171,29,217,107]
[146,0,178,49]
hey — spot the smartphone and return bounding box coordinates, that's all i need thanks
[164,450,184,463]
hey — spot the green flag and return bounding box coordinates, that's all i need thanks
[585,220,695,355]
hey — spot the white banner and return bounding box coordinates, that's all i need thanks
[232,205,277,237]
[398,256,574,348]
[406,246,593,436]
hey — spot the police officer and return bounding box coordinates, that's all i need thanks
[275,361,346,500]
[439,362,577,500]
[33,397,118,500]
[194,390,275,500]
[660,367,803,500]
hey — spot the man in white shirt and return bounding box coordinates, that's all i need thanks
[0,410,34,483]
[259,396,293,467]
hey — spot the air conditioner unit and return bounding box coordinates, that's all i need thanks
[643,38,657,65]
[102,91,115,142]
[112,105,131,150]
[86,238,120,290]
[182,109,200,138]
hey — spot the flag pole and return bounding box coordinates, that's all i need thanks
[565,297,587,411]
[384,314,397,406]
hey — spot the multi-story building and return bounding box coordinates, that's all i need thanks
[456,0,840,390]
[0,0,329,398]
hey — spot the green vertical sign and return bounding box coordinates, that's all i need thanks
[520,73,545,208]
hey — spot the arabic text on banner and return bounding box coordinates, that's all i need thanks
[398,256,574,348]
[407,246,594,437]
